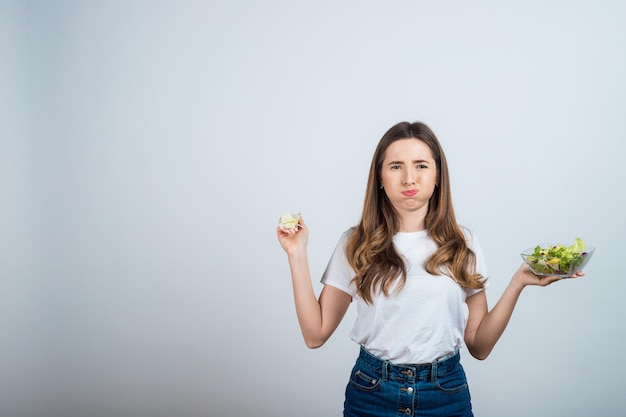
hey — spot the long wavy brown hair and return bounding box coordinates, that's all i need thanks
[346,121,485,303]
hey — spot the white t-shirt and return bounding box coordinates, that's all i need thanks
[321,227,489,364]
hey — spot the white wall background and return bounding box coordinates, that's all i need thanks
[3,1,626,416]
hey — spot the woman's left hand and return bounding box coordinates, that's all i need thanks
[514,263,584,288]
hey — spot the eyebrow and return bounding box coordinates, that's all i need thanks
[387,159,432,165]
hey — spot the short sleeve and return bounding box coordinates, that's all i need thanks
[462,227,490,297]
[320,231,357,298]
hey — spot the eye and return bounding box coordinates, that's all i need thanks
[416,164,428,169]
[390,165,401,170]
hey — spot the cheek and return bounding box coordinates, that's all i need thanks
[424,176,438,194]
[422,173,438,186]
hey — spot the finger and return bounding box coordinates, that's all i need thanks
[277,226,294,236]
[545,276,562,286]
[531,274,558,286]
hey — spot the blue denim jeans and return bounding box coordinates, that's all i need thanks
[344,346,473,417]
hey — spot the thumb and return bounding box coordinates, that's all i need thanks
[297,212,306,228]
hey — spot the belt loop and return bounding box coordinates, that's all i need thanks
[382,360,389,381]
[430,360,437,383]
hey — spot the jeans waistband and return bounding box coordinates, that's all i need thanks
[357,346,461,382]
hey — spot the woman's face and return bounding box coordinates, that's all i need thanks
[380,138,438,218]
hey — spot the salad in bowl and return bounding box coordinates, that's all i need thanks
[521,238,595,278]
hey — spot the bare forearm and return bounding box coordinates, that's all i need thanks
[472,276,525,359]
[287,251,325,347]
[467,264,568,360]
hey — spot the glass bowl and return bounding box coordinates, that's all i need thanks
[521,244,595,278]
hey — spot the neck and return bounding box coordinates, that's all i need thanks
[397,210,427,233]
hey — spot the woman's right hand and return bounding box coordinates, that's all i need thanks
[276,213,309,256]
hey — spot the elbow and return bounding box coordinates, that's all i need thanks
[466,342,491,361]
[303,334,329,349]
[470,351,489,361]
[468,346,491,361]
[305,340,324,349]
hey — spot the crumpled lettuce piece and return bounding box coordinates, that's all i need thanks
[278,211,300,229]
[571,237,585,254]
[526,237,587,275]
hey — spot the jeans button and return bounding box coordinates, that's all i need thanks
[407,387,414,394]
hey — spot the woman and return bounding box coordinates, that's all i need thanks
[277,121,581,417]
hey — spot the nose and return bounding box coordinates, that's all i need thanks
[402,173,415,186]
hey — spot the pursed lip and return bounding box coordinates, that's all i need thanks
[401,189,417,197]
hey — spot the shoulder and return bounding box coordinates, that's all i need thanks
[458,225,477,241]
[458,225,483,249]
[322,228,358,296]
[337,226,357,246]
[342,226,356,239]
